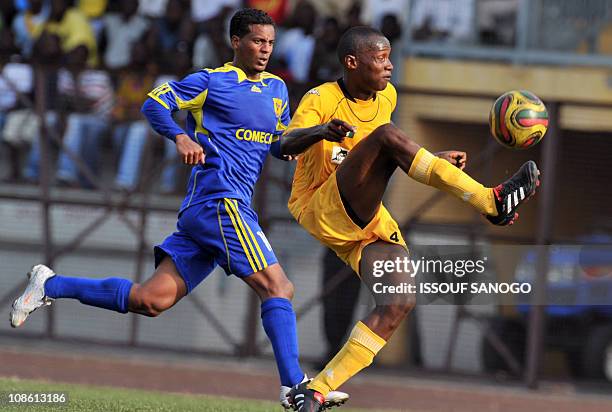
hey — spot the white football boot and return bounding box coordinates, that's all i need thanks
[280,375,349,410]
[10,264,56,328]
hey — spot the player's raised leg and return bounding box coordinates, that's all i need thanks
[10,256,187,328]
[336,123,539,226]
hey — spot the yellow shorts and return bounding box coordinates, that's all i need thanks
[296,172,407,274]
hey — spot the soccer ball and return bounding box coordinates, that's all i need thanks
[489,90,549,149]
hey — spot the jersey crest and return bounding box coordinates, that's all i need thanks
[273,98,283,118]
[331,146,349,165]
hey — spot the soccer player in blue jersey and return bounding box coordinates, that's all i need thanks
[10,8,347,409]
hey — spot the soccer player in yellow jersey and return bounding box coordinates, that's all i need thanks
[282,27,540,411]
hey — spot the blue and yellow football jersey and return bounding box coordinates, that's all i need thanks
[142,63,290,212]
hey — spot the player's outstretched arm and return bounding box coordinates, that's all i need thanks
[281,119,356,156]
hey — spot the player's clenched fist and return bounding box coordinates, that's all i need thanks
[435,150,467,170]
[320,119,356,143]
[175,134,205,165]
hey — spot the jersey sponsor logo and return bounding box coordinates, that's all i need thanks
[235,128,278,144]
[251,85,262,93]
[331,146,349,164]
[307,88,320,96]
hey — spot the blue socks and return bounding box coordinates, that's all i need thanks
[261,297,304,387]
[44,276,133,313]
[43,279,302,385]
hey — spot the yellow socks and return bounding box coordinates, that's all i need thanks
[308,322,386,396]
[408,148,497,216]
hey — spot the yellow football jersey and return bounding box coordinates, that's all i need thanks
[286,80,397,219]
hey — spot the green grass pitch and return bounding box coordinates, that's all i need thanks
[0,377,374,412]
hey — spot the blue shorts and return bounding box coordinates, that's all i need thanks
[154,198,278,292]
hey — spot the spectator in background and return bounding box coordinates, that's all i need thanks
[34,0,98,66]
[308,0,353,24]
[138,0,168,19]
[380,12,403,84]
[360,0,404,67]
[101,0,149,70]
[412,0,475,44]
[0,18,28,182]
[192,17,222,69]
[0,53,34,182]
[276,0,317,84]
[308,16,342,84]
[12,0,49,57]
[192,7,232,69]
[23,31,63,183]
[360,0,408,31]
[190,0,239,26]
[13,0,29,13]
[247,0,290,25]
[146,0,194,68]
[77,0,106,19]
[380,14,402,45]
[273,0,318,111]
[55,44,113,188]
[110,41,156,191]
[344,1,364,30]
[0,26,19,59]
[77,0,107,40]
[0,2,17,30]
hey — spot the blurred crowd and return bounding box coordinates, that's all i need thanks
[0,0,519,191]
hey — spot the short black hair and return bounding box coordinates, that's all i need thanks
[337,26,387,63]
[230,8,275,39]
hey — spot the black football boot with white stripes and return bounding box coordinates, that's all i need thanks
[486,160,540,226]
[286,382,325,412]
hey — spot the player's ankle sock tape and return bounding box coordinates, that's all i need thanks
[44,276,132,313]
[308,321,386,396]
[408,148,496,216]
[261,297,304,387]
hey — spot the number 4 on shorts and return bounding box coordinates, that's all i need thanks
[390,231,399,242]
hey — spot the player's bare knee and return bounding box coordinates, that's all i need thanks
[375,124,404,146]
[373,123,420,158]
[142,305,162,317]
[141,297,171,317]
[247,265,295,300]
[132,287,172,317]
[269,277,294,300]
[372,123,397,137]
